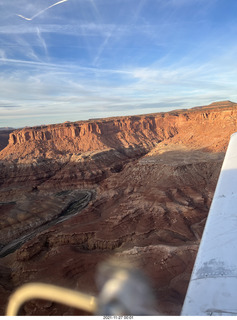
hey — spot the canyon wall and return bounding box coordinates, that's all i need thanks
[0,129,14,151]
[0,101,237,315]
[1,100,237,162]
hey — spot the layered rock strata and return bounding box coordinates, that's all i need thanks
[0,129,14,151]
[1,100,237,162]
[0,101,236,315]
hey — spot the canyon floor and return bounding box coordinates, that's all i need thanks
[0,101,236,315]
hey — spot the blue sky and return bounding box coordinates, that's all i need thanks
[1,0,237,127]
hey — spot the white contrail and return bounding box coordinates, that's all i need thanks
[36,27,48,56]
[17,0,69,21]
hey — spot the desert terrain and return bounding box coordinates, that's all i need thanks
[0,100,236,315]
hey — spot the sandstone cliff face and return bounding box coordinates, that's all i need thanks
[0,101,236,316]
[0,129,14,151]
[1,100,236,162]
[1,115,177,161]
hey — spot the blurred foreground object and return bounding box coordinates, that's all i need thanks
[6,258,158,315]
[6,283,97,316]
[182,132,237,315]
[96,258,158,315]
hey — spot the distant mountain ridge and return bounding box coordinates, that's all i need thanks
[191,100,236,110]
[0,127,15,131]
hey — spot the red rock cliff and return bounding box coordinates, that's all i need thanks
[0,101,237,316]
[1,100,237,162]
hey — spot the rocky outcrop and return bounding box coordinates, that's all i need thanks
[0,129,14,151]
[1,100,237,162]
[1,116,175,161]
[1,145,224,315]
[0,147,146,192]
[0,101,237,316]
[0,100,236,191]
[0,190,93,258]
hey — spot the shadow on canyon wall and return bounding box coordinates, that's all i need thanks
[0,102,236,315]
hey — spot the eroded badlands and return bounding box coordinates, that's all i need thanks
[0,101,236,315]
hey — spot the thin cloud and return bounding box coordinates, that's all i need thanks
[0,105,20,109]
[17,0,69,21]
[132,0,147,24]
[88,0,102,21]
[0,49,6,60]
[36,27,48,57]
[0,0,236,128]
[92,26,115,66]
